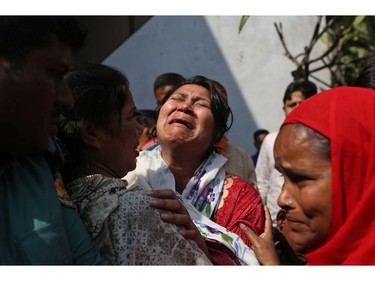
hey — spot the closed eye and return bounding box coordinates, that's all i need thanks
[287,172,311,184]
[170,96,184,102]
[195,101,210,108]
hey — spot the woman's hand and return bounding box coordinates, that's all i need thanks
[240,205,280,265]
[146,189,209,256]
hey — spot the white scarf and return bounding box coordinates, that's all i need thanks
[125,146,259,265]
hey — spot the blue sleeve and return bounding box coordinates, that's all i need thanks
[60,204,110,265]
[47,137,108,264]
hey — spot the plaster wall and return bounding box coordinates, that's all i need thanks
[103,16,329,156]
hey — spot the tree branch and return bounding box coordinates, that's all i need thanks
[274,22,300,66]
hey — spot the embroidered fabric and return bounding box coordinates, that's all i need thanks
[67,175,212,265]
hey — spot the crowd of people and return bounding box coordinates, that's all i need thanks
[1,16,375,266]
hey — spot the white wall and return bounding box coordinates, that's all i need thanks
[103,16,329,156]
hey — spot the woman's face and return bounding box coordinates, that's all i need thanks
[156,84,215,152]
[274,124,332,254]
[96,90,142,178]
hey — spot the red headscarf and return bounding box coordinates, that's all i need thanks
[282,86,375,265]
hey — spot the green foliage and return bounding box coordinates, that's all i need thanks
[239,16,375,87]
[323,16,375,86]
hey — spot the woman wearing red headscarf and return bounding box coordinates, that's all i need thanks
[241,86,375,265]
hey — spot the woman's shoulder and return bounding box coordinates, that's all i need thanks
[221,173,262,210]
[117,184,153,213]
[224,173,257,193]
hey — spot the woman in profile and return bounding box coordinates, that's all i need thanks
[58,63,211,265]
[241,86,375,265]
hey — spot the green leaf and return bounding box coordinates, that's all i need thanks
[353,16,365,27]
[365,16,375,44]
[239,16,250,33]
[221,233,234,244]
[335,16,356,30]
[205,205,212,217]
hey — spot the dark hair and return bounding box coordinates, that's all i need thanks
[253,129,269,140]
[0,16,87,65]
[134,109,157,130]
[211,79,228,104]
[283,80,318,104]
[353,61,375,90]
[153,72,185,91]
[156,75,233,146]
[58,63,129,182]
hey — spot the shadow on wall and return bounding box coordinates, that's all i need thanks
[103,16,257,156]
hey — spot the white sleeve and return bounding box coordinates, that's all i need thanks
[255,132,275,204]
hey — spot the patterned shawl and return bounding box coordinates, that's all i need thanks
[67,175,212,265]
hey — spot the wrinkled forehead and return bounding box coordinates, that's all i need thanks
[170,84,211,99]
[275,124,309,153]
[174,83,209,94]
